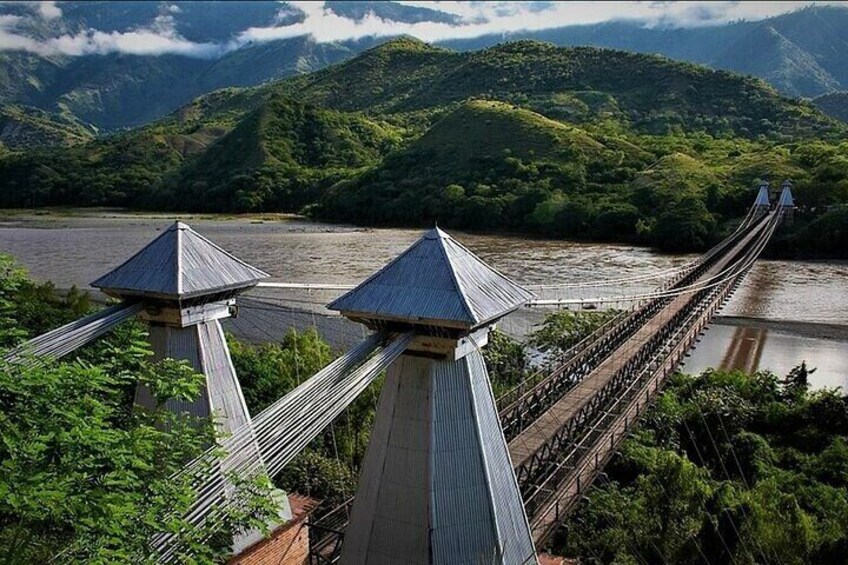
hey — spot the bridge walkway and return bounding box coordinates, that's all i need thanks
[506,214,771,472]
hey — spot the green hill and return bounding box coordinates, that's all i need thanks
[0,104,94,148]
[278,40,837,139]
[317,99,635,231]
[813,92,848,123]
[155,95,402,211]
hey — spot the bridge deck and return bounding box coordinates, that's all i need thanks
[507,217,768,469]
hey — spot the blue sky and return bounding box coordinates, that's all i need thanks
[0,1,844,57]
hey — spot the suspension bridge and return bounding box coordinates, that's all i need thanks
[4,181,794,564]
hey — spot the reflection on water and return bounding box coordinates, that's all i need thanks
[683,323,848,391]
[721,259,848,325]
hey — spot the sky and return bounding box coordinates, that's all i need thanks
[0,1,845,58]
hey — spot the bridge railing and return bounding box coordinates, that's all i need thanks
[522,211,781,541]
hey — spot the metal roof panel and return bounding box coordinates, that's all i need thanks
[329,228,533,328]
[91,221,268,299]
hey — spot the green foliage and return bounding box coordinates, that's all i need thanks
[0,342,277,563]
[483,329,528,397]
[531,309,620,353]
[229,327,333,413]
[278,451,357,509]
[771,206,848,258]
[0,254,91,346]
[229,329,376,506]
[557,367,848,564]
[813,92,848,123]
[0,257,277,563]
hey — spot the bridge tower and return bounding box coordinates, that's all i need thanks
[779,179,795,225]
[329,228,539,565]
[753,181,771,216]
[91,221,293,530]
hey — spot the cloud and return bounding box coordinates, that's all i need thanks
[0,1,845,58]
[0,2,222,58]
[37,1,61,19]
[396,1,842,29]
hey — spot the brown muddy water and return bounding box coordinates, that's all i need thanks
[1,210,846,390]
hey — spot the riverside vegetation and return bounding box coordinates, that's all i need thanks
[0,40,846,256]
[0,255,279,564]
[1,258,846,563]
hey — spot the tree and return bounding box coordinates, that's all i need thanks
[781,361,815,402]
[0,258,276,563]
[229,328,332,413]
[653,196,717,251]
[483,330,527,396]
[0,344,276,563]
[531,310,619,354]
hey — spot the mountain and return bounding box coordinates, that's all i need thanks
[158,94,403,211]
[317,98,638,230]
[442,6,848,98]
[0,1,379,130]
[0,104,94,148]
[2,3,848,134]
[276,40,834,138]
[0,39,845,255]
[813,91,848,123]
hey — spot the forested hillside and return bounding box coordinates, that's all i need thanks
[3,3,848,131]
[814,92,848,123]
[0,40,846,254]
[445,5,848,99]
[0,104,94,148]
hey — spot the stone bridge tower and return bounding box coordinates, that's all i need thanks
[779,180,795,225]
[329,228,538,565]
[91,221,292,535]
[754,181,771,216]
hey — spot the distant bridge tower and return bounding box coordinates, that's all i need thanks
[754,181,771,216]
[91,221,292,532]
[779,179,796,225]
[330,228,539,565]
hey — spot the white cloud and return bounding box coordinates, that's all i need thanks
[397,1,847,29]
[0,1,846,58]
[229,0,848,47]
[0,1,221,57]
[37,1,61,19]
[44,28,221,58]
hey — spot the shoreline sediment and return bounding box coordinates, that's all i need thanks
[714,316,848,341]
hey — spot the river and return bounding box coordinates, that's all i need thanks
[1,210,845,391]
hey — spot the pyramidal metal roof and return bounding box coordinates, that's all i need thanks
[91,221,269,299]
[328,227,533,329]
[754,184,770,207]
[778,184,795,207]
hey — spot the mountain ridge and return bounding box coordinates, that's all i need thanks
[2,3,848,132]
